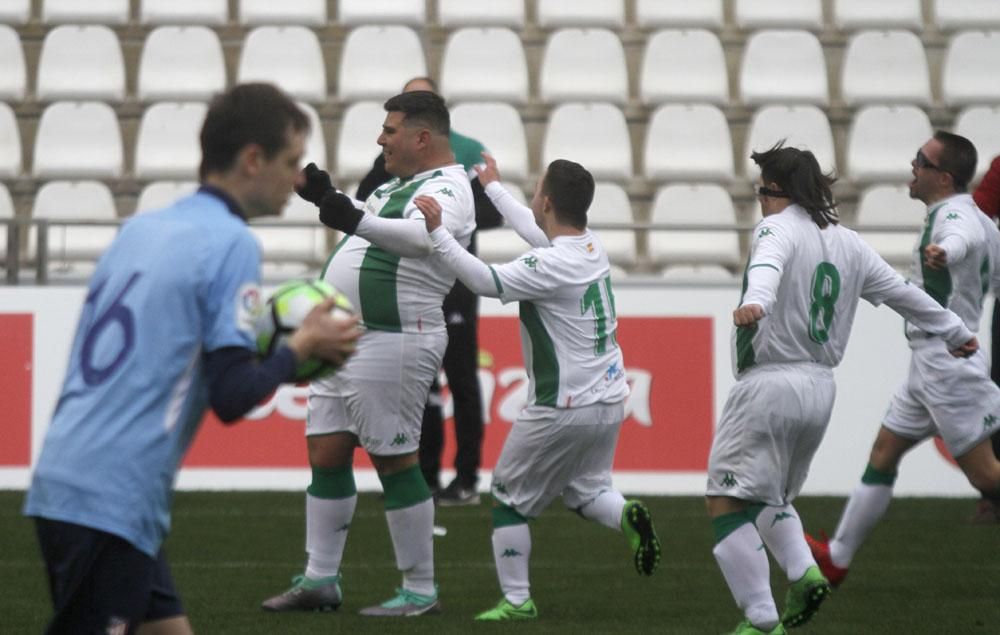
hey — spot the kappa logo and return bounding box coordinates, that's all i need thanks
[984,414,997,429]
[390,433,408,446]
[501,548,522,558]
[770,512,795,527]
[945,212,961,220]
[494,481,509,495]
[720,472,737,488]
[758,227,774,238]
[436,187,455,198]
[520,256,538,270]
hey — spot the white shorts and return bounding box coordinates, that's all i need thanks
[490,401,625,519]
[306,328,447,456]
[707,363,835,506]
[883,340,1000,457]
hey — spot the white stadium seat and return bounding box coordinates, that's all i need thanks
[0,102,21,178]
[635,0,723,30]
[841,30,931,106]
[0,25,26,100]
[954,107,1000,181]
[942,31,1000,107]
[238,26,326,102]
[437,0,525,28]
[335,101,386,181]
[338,0,425,26]
[477,184,530,264]
[42,0,128,24]
[833,0,923,31]
[660,264,738,282]
[138,27,226,101]
[854,185,924,267]
[36,25,125,102]
[644,104,733,182]
[135,181,199,214]
[252,194,329,268]
[298,102,327,170]
[734,0,823,30]
[0,0,29,24]
[240,0,326,25]
[28,180,118,264]
[536,0,624,28]
[543,103,632,182]
[932,0,1000,30]
[134,102,208,180]
[640,29,728,106]
[847,105,932,183]
[589,183,637,267]
[648,184,740,269]
[450,102,529,181]
[33,102,123,179]
[140,0,228,25]
[740,30,829,106]
[743,105,836,178]
[540,29,628,105]
[337,26,426,102]
[440,28,529,104]
[0,183,13,265]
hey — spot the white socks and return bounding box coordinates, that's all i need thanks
[830,482,893,568]
[305,492,355,579]
[755,504,814,581]
[492,524,532,605]
[713,523,779,630]
[577,489,628,531]
[386,499,436,596]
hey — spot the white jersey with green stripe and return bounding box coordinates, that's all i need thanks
[905,193,998,338]
[489,231,629,408]
[322,164,475,333]
[734,204,972,376]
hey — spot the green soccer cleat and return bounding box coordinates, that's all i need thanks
[781,565,831,628]
[622,499,662,575]
[474,598,538,621]
[359,587,441,617]
[726,619,787,634]
[261,574,342,612]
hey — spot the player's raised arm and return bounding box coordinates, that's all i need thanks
[415,195,500,297]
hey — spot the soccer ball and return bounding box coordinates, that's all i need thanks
[256,279,355,382]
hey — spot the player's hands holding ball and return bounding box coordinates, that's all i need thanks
[414,195,443,232]
[287,297,361,368]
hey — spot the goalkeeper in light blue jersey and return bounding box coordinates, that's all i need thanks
[23,83,360,635]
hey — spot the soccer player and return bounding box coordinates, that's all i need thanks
[807,132,1000,586]
[708,142,978,635]
[412,154,662,621]
[22,83,362,635]
[262,91,476,616]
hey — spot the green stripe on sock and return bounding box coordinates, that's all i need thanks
[306,465,356,499]
[861,463,897,486]
[492,504,527,528]
[712,510,752,543]
[379,465,432,510]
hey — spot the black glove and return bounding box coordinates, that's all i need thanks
[296,162,333,206]
[297,163,364,234]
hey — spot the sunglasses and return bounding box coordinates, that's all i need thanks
[914,150,943,171]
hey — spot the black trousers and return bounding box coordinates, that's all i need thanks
[419,280,484,489]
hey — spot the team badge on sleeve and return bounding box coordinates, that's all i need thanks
[235,283,264,334]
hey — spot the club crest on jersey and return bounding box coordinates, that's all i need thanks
[235,283,263,334]
[520,256,538,270]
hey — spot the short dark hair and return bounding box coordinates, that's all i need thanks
[542,159,595,229]
[934,130,977,192]
[199,83,309,179]
[383,91,450,136]
[751,141,839,228]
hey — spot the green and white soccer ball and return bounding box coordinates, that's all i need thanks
[256,279,355,382]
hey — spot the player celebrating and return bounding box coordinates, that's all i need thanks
[414,154,661,621]
[262,91,476,616]
[707,143,977,635]
[807,132,1000,588]
[23,83,361,634]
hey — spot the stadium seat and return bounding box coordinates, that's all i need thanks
[846,105,932,183]
[42,0,128,24]
[640,29,728,105]
[932,0,1000,30]
[854,185,923,267]
[0,102,21,178]
[0,25,26,100]
[659,264,738,282]
[941,31,1000,107]
[589,182,637,267]
[140,0,228,25]
[648,184,740,269]
[33,102,123,179]
[437,0,525,28]
[440,28,529,104]
[740,30,829,106]
[134,102,208,180]
[450,102,528,181]
[743,105,836,177]
[954,106,1000,181]
[833,0,923,31]
[297,102,327,170]
[734,0,823,30]
[841,30,931,106]
[138,26,226,102]
[335,101,386,181]
[337,26,426,102]
[543,103,632,182]
[338,0,425,26]
[36,25,125,102]
[540,29,628,105]
[239,0,326,25]
[634,0,723,30]
[237,26,326,102]
[0,0,29,24]
[0,183,12,265]
[536,0,624,28]
[644,104,734,182]
[27,180,118,265]
[135,181,199,214]
[477,183,530,264]
[251,194,329,268]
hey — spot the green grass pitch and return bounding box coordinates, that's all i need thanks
[2,492,997,634]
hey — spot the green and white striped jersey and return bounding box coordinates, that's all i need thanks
[322,164,475,333]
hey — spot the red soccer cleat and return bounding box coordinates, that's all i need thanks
[805,531,849,589]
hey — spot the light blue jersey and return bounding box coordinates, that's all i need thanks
[24,189,263,557]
